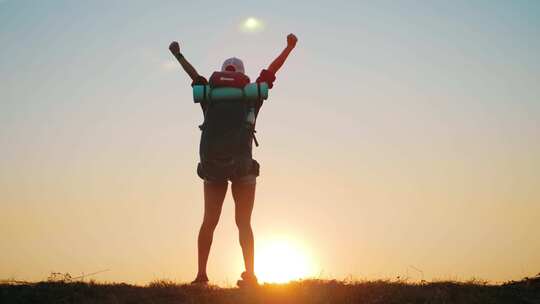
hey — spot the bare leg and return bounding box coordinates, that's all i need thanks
[232,181,256,275]
[195,181,227,280]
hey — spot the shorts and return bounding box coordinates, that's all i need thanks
[204,174,257,185]
[197,158,260,185]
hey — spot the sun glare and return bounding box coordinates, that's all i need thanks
[255,238,315,283]
[240,17,264,33]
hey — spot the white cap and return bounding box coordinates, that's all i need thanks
[221,57,245,74]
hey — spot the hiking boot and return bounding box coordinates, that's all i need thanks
[236,271,259,288]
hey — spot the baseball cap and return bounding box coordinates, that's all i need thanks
[221,57,245,74]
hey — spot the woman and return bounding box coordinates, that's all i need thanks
[168,33,298,287]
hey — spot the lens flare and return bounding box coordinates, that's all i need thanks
[240,17,264,33]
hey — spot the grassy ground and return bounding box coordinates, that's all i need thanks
[1,275,539,304]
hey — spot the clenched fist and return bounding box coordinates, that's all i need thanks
[287,34,298,48]
[169,41,180,55]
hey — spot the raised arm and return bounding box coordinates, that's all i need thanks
[267,34,298,75]
[168,41,201,82]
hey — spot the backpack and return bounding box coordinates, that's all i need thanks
[196,71,259,181]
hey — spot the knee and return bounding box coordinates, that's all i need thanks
[201,218,219,232]
[235,217,251,231]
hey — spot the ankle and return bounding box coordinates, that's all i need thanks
[241,271,257,279]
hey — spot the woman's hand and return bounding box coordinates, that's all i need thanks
[267,33,298,75]
[169,41,201,81]
[169,41,180,55]
[286,34,298,49]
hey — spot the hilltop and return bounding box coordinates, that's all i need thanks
[1,275,539,304]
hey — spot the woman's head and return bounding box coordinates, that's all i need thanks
[221,57,245,74]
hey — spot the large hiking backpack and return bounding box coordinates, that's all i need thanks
[193,71,269,181]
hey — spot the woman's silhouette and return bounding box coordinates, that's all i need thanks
[169,33,298,287]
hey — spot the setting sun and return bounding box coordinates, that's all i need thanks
[255,238,316,283]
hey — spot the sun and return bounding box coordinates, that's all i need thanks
[255,238,316,283]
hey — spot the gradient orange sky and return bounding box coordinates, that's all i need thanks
[1,0,539,285]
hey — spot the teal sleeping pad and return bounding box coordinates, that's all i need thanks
[193,82,269,103]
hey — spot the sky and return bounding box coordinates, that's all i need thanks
[1,0,539,285]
